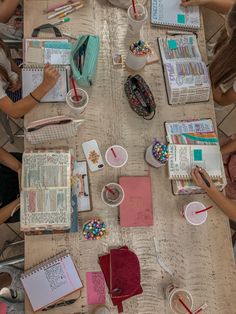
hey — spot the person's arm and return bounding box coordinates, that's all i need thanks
[10,59,21,78]
[221,139,236,155]
[0,0,20,23]
[0,64,60,119]
[181,0,235,14]
[0,198,20,224]
[191,167,236,221]
[0,147,21,172]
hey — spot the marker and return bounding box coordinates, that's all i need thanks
[48,5,72,19]
[52,17,70,26]
[58,4,84,19]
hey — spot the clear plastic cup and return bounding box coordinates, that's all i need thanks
[93,305,110,314]
[66,88,89,117]
[145,144,168,168]
[181,201,207,226]
[105,145,128,168]
[127,4,148,34]
[125,49,147,70]
[165,284,193,314]
[101,183,125,207]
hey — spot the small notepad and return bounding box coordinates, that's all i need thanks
[168,144,223,180]
[119,176,153,227]
[21,252,82,312]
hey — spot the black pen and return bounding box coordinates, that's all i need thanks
[196,166,211,188]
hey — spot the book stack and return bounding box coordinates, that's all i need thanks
[158,35,210,105]
[20,151,72,233]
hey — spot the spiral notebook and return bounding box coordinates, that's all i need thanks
[21,251,83,312]
[151,0,200,30]
[168,144,223,180]
[22,65,70,103]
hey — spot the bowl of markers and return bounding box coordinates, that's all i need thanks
[125,40,151,70]
[145,140,169,168]
[83,218,107,240]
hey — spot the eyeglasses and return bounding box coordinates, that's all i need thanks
[42,298,78,311]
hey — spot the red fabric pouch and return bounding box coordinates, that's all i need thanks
[98,246,143,313]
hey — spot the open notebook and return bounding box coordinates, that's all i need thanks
[22,65,70,103]
[20,151,71,233]
[21,251,82,312]
[168,144,223,180]
[151,0,200,30]
[158,34,210,105]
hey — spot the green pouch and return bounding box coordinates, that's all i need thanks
[70,35,100,87]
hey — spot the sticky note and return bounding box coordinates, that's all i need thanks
[86,272,105,305]
[168,39,177,50]
[177,14,186,24]
[189,37,193,45]
[193,149,203,161]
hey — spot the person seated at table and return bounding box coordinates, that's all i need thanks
[181,0,236,107]
[0,0,21,23]
[0,147,22,224]
[191,139,236,222]
[0,39,60,118]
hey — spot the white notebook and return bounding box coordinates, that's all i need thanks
[21,252,83,312]
[151,0,200,29]
[168,144,223,180]
[22,65,70,103]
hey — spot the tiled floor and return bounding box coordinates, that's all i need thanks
[0,7,235,267]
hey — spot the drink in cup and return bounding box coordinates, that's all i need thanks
[165,284,193,314]
[66,88,89,116]
[101,183,124,207]
[105,145,128,168]
[181,201,208,226]
[127,4,148,34]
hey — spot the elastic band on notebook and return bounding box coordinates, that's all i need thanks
[30,93,40,103]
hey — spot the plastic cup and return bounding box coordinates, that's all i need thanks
[127,4,148,34]
[66,88,89,117]
[165,284,193,314]
[181,201,208,226]
[125,49,147,70]
[105,145,128,168]
[145,144,167,168]
[101,183,125,207]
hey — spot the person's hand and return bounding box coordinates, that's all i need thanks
[8,79,21,92]
[181,0,208,7]
[41,63,60,91]
[191,166,215,191]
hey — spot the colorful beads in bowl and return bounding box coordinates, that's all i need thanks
[83,219,107,240]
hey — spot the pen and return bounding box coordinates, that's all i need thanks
[58,4,84,19]
[48,5,72,19]
[52,17,70,26]
[196,166,211,188]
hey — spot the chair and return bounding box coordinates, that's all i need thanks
[230,220,236,248]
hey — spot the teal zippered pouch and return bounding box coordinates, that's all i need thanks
[70,35,100,87]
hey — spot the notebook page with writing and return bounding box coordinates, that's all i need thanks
[22,66,69,103]
[21,252,82,312]
[168,144,223,180]
[151,0,200,29]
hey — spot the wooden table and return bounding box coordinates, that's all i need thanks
[24,1,236,313]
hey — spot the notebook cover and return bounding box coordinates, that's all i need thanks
[119,176,153,227]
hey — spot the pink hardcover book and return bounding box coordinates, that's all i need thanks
[119,176,153,227]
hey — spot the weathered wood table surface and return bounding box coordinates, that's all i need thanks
[24,1,236,313]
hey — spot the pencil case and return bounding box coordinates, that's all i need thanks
[70,35,100,87]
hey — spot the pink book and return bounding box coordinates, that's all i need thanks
[119,176,153,227]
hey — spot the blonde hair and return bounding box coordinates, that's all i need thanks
[209,4,236,88]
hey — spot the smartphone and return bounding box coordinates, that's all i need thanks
[82,140,105,172]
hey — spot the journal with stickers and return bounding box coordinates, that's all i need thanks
[158,34,210,105]
[22,38,71,102]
